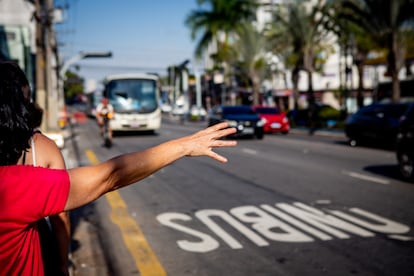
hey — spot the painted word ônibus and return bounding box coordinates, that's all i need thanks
[157,202,412,253]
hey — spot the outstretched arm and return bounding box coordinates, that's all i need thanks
[65,122,237,211]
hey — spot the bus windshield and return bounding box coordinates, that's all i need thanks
[106,78,158,113]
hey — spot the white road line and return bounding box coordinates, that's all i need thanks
[315,199,332,205]
[388,234,414,241]
[343,171,390,185]
[242,148,257,155]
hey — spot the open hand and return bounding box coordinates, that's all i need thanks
[183,122,237,162]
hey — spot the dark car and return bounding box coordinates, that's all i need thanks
[396,103,414,182]
[345,102,411,147]
[208,105,264,139]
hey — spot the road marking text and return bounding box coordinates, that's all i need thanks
[157,202,411,253]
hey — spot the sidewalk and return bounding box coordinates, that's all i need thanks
[289,126,346,138]
[61,112,109,276]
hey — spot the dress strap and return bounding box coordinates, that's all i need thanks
[31,137,37,166]
[22,150,27,165]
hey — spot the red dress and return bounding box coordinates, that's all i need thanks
[0,165,69,276]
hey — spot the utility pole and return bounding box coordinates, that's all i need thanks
[34,0,65,147]
[35,0,47,130]
[35,0,57,131]
[45,0,58,131]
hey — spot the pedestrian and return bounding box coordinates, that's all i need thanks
[0,61,237,276]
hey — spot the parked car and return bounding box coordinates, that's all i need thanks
[288,103,342,128]
[171,103,188,116]
[345,102,412,147]
[190,105,207,120]
[208,105,264,139]
[252,106,290,134]
[396,103,414,182]
[160,103,172,113]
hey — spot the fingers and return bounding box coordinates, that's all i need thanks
[206,122,237,137]
[188,122,237,162]
[204,122,230,133]
[208,123,237,147]
[217,126,237,138]
[208,151,229,163]
[208,125,237,163]
[212,138,237,148]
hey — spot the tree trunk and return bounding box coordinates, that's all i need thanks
[307,70,314,105]
[291,67,300,110]
[389,32,401,103]
[307,70,317,135]
[356,62,364,109]
[252,71,260,105]
[406,60,413,77]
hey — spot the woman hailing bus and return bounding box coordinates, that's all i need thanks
[0,61,237,275]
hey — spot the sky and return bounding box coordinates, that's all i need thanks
[55,0,203,83]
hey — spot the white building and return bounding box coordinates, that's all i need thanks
[0,0,36,86]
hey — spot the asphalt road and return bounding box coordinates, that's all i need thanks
[66,115,414,276]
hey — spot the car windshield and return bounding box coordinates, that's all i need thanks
[106,79,158,113]
[222,106,254,115]
[357,104,409,118]
[383,104,410,117]
[255,107,281,115]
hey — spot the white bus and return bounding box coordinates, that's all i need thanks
[103,73,162,133]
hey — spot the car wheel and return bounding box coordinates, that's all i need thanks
[398,151,414,182]
[256,131,264,140]
[349,139,357,147]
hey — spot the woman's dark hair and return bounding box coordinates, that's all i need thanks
[0,61,35,165]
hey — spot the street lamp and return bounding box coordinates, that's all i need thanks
[45,51,112,148]
[59,51,112,80]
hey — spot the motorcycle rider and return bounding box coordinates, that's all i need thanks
[96,97,114,140]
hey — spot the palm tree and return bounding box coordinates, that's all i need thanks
[338,0,414,103]
[266,3,305,110]
[186,0,258,105]
[326,6,380,109]
[267,0,332,109]
[185,0,258,60]
[235,22,269,105]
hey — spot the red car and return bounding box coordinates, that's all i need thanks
[253,106,290,134]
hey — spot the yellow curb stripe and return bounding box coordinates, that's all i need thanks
[85,149,167,276]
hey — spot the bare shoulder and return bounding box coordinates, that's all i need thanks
[32,132,66,168]
[33,132,60,150]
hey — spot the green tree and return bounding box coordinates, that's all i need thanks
[64,70,83,101]
[338,0,414,103]
[325,3,381,109]
[235,22,268,105]
[185,0,258,60]
[267,0,333,110]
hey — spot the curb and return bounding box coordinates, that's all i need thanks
[62,116,109,276]
[70,219,109,276]
[289,127,346,138]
